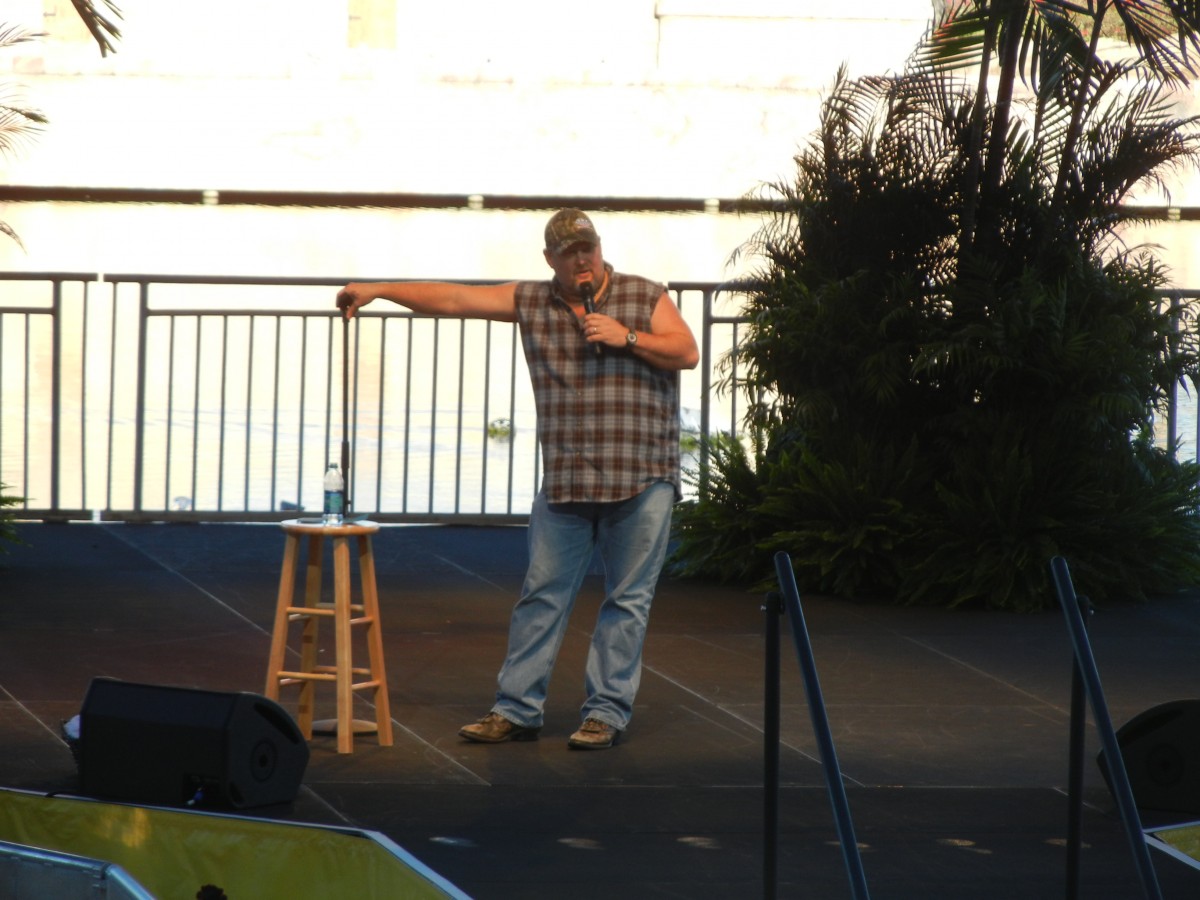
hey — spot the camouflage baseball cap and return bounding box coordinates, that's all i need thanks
[544,208,600,254]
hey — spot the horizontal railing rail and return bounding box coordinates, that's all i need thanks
[0,272,748,524]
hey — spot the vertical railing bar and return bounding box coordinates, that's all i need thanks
[481,321,493,513]
[132,281,150,514]
[403,318,414,513]
[375,318,387,513]
[217,316,230,512]
[1194,374,1199,460]
[343,312,351,512]
[105,282,119,513]
[164,315,177,510]
[22,312,32,503]
[49,279,63,510]
[270,316,282,512]
[296,316,308,512]
[0,311,5,492]
[190,316,202,512]
[505,323,518,515]
[698,288,714,496]
[351,314,361,512]
[79,280,88,510]
[731,321,742,440]
[0,311,9,498]
[342,313,351,512]
[1166,293,1179,455]
[243,316,255,511]
[455,321,466,513]
[428,319,440,514]
[323,315,335,486]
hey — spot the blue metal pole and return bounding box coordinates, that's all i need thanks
[763,589,782,900]
[1050,557,1162,900]
[774,552,870,900]
[1065,594,1092,900]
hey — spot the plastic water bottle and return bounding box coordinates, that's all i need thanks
[322,462,344,525]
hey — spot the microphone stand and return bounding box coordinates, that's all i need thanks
[341,312,351,514]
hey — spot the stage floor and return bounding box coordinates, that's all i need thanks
[3,521,1199,898]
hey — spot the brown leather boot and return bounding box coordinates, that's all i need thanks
[458,712,540,743]
[567,718,621,750]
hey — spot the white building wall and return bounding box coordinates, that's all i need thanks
[15,2,1197,287]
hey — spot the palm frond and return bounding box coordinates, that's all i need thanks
[916,3,994,74]
[1110,0,1200,84]
[0,25,46,48]
[68,0,123,57]
[0,26,46,249]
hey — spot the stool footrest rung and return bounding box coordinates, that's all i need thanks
[286,604,366,618]
[310,664,373,678]
[276,664,374,679]
[277,671,337,684]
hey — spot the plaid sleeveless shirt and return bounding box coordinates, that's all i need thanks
[514,266,682,503]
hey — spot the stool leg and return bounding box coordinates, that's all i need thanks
[358,534,393,746]
[265,533,301,702]
[332,533,354,754]
[295,533,324,739]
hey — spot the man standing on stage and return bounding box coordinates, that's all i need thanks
[336,209,699,749]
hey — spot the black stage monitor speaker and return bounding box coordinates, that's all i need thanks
[1098,699,1200,816]
[79,678,309,810]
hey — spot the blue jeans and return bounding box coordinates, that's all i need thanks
[492,481,675,731]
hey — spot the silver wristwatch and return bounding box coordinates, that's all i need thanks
[625,330,638,347]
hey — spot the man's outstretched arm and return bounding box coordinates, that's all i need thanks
[337,281,519,323]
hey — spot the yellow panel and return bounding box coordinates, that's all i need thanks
[1151,822,1200,862]
[0,789,457,900]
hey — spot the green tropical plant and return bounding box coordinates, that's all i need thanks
[672,1,1200,609]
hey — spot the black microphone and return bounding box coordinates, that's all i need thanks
[580,281,601,355]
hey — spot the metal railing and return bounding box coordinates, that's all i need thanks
[0,272,748,523]
[4,273,1196,525]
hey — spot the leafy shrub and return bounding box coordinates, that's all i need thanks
[672,6,1200,609]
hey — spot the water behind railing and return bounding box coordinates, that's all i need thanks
[0,273,747,522]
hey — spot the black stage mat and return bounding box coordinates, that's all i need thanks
[2,522,1198,897]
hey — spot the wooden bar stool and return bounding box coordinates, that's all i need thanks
[265,518,393,754]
